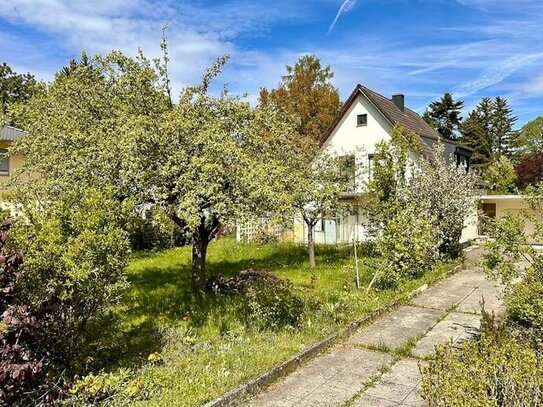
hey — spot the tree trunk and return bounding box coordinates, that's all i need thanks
[192,234,209,291]
[307,223,316,268]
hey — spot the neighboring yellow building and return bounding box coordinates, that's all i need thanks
[480,195,543,245]
[0,126,27,190]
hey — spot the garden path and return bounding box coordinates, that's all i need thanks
[248,246,504,407]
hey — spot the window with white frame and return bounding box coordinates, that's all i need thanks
[368,153,380,181]
[0,149,9,175]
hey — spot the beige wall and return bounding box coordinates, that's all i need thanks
[481,196,543,244]
[460,206,479,244]
[0,141,26,194]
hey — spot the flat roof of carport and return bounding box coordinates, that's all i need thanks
[480,195,525,200]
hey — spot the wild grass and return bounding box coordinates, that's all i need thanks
[106,237,459,407]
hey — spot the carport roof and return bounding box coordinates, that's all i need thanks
[0,126,26,141]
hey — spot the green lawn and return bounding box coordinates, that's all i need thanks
[109,237,459,406]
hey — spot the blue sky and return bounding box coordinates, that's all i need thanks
[0,0,542,126]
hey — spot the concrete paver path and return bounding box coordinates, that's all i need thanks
[248,247,504,407]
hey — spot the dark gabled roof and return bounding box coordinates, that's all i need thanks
[320,84,473,157]
[0,126,26,142]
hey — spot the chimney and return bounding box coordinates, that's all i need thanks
[392,94,405,111]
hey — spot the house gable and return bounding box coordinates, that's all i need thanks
[321,84,474,170]
[322,90,393,158]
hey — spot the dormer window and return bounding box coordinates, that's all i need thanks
[455,148,471,173]
[357,114,367,127]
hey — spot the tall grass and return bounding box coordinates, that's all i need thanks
[105,237,458,406]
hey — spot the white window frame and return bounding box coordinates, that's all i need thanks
[0,149,9,175]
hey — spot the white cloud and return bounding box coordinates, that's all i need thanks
[328,0,357,33]
[1,0,543,125]
[0,0,310,92]
[455,52,543,97]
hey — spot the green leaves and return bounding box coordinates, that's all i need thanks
[366,126,479,289]
[421,319,543,407]
[483,155,517,194]
[9,186,131,372]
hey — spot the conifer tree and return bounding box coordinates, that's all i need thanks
[460,98,494,169]
[460,97,516,168]
[424,93,464,140]
[492,96,516,157]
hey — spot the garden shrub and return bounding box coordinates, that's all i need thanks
[373,212,438,289]
[356,240,379,258]
[407,143,479,259]
[253,225,279,245]
[365,127,478,289]
[68,369,146,405]
[0,222,43,406]
[423,184,543,406]
[421,316,543,407]
[483,188,543,347]
[9,187,131,373]
[207,269,306,330]
[505,271,543,347]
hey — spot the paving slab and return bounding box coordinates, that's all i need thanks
[379,359,425,387]
[352,395,399,407]
[456,280,505,315]
[352,359,426,407]
[410,269,485,311]
[247,248,506,407]
[402,390,427,406]
[350,306,444,350]
[248,346,393,407]
[411,312,480,358]
[365,380,415,404]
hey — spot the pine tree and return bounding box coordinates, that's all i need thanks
[425,93,464,140]
[460,97,494,169]
[461,112,491,169]
[492,96,516,157]
[460,97,517,168]
[422,109,437,129]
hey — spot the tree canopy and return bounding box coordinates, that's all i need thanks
[0,63,42,127]
[259,54,341,142]
[288,140,354,267]
[12,49,299,290]
[460,96,516,168]
[512,116,543,159]
[423,93,464,140]
[516,153,543,189]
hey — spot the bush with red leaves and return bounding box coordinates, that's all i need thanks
[0,221,43,406]
[516,153,543,189]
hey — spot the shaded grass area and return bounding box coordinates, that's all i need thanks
[110,238,459,407]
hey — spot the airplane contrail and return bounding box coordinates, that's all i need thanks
[328,0,357,33]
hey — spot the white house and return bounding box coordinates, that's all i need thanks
[295,84,478,245]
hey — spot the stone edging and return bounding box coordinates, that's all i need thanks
[202,303,396,407]
[202,247,475,407]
